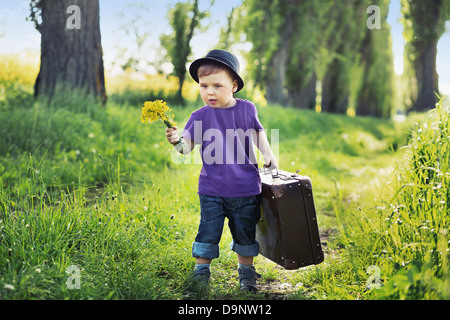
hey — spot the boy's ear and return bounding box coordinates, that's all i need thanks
[232,80,238,93]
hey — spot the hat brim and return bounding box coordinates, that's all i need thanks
[189,57,244,93]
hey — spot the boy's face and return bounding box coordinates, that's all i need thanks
[199,70,238,108]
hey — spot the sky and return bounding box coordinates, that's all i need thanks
[0,0,449,94]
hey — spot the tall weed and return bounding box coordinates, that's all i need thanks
[0,89,175,193]
[374,100,449,299]
[0,156,199,299]
[1,60,433,299]
[335,101,450,299]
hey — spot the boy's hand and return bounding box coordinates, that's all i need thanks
[264,155,278,169]
[166,126,180,145]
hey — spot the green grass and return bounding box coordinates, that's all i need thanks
[0,87,448,300]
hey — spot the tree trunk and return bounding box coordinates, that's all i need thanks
[288,71,317,110]
[177,0,199,106]
[285,0,317,110]
[356,14,394,119]
[265,46,289,106]
[321,54,349,114]
[264,0,293,107]
[412,40,439,111]
[401,0,445,112]
[33,0,106,104]
[177,73,185,105]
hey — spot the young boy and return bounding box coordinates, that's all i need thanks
[166,49,277,292]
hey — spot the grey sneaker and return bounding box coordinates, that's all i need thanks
[183,267,211,298]
[184,267,210,296]
[192,267,211,285]
[238,266,261,292]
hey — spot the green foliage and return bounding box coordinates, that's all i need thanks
[327,100,450,300]
[0,80,35,109]
[234,0,394,116]
[0,89,173,190]
[160,0,209,104]
[356,0,394,118]
[233,0,287,89]
[0,158,199,299]
[401,0,448,44]
[0,88,200,299]
[234,0,325,107]
[2,79,447,300]
[400,0,449,111]
[374,101,450,299]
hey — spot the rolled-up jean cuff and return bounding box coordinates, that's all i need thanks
[230,241,259,257]
[192,241,220,260]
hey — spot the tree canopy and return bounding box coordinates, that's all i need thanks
[28,0,450,115]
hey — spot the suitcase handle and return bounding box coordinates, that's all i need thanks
[263,162,279,178]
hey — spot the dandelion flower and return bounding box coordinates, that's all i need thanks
[141,99,181,145]
[141,100,176,127]
[4,284,14,291]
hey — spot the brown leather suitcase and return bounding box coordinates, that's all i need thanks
[256,167,324,270]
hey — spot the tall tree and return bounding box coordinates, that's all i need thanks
[264,0,291,106]
[113,2,152,72]
[284,0,319,109]
[356,0,394,118]
[218,7,235,50]
[320,0,369,114]
[29,0,106,104]
[401,0,450,111]
[236,0,321,108]
[160,0,209,105]
[236,0,395,116]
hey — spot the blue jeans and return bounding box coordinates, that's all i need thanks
[192,194,261,260]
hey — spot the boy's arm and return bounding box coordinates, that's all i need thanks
[254,130,277,167]
[166,127,195,154]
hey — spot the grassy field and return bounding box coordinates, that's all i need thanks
[0,55,449,300]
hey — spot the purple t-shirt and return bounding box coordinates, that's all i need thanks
[182,99,264,197]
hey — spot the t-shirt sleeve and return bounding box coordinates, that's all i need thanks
[181,111,202,145]
[252,103,264,131]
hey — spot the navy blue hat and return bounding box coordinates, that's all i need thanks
[189,49,244,93]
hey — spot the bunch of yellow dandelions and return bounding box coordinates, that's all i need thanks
[141,99,182,145]
[141,99,176,128]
